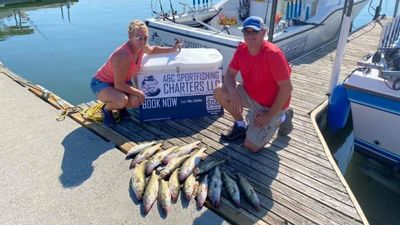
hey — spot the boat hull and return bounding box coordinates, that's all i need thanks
[345,70,400,167]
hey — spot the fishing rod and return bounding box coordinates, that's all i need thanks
[168,0,176,22]
[158,0,166,21]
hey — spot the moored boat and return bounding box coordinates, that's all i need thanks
[343,16,400,169]
[146,0,369,70]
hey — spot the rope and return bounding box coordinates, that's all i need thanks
[1,67,86,121]
[80,102,105,123]
[56,106,81,121]
[1,67,111,122]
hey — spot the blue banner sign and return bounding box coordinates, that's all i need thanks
[138,70,223,121]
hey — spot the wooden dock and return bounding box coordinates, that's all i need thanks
[2,19,387,225]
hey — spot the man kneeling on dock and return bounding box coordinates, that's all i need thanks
[214,16,293,153]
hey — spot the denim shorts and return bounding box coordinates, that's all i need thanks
[90,77,133,96]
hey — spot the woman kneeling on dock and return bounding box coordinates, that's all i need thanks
[90,20,181,126]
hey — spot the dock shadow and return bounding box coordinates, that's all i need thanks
[59,127,114,188]
[179,191,191,209]
[193,210,228,225]
[270,134,291,152]
[156,199,168,219]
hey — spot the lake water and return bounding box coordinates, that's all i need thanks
[1,1,399,224]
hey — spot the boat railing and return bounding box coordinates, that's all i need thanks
[178,1,213,14]
[356,16,400,87]
[379,16,400,49]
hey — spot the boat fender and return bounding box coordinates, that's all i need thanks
[327,84,350,132]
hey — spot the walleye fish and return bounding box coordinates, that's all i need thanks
[130,143,163,169]
[179,147,207,182]
[142,171,159,214]
[183,173,196,201]
[196,174,208,209]
[168,169,181,203]
[145,146,179,175]
[130,160,146,201]
[193,158,225,175]
[208,166,222,208]
[125,141,156,160]
[162,141,201,164]
[221,171,240,207]
[236,173,260,211]
[159,154,191,179]
[158,179,171,215]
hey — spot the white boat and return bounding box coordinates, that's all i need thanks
[343,16,400,168]
[344,67,400,167]
[146,0,369,70]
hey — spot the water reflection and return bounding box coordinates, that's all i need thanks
[346,152,400,225]
[319,110,400,225]
[0,10,33,40]
[0,0,77,41]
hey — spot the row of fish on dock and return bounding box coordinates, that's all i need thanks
[126,141,261,215]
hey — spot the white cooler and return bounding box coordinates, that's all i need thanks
[136,48,223,121]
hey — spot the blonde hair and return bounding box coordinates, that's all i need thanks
[128,20,148,36]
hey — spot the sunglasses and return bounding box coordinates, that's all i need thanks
[242,29,260,36]
[134,35,148,41]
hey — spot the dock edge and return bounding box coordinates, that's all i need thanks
[310,100,370,225]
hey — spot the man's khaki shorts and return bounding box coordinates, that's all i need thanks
[237,84,285,149]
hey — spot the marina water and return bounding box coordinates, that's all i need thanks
[0,1,399,224]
